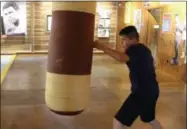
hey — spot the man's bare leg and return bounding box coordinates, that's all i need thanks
[149,119,163,129]
[113,118,130,129]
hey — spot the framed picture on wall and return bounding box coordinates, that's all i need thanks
[47,15,52,31]
[97,7,111,19]
[98,18,105,28]
[98,18,110,28]
[98,18,110,38]
[98,28,110,38]
[133,9,141,33]
[1,2,27,35]
[1,16,5,35]
[162,13,172,32]
[104,19,111,28]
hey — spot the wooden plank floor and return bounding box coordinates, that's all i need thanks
[1,54,186,129]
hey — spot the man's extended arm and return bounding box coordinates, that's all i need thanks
[93,41,129,63]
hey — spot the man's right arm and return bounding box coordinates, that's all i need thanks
[93,41,129,63]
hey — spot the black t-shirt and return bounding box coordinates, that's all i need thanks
[125,43,159,95]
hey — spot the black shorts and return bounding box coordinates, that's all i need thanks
[115,93,159,127]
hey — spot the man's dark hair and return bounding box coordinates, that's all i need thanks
[119,26,139,40]
[3,2,19,11]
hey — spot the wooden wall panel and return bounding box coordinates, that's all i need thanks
[116,2,125,52]
[94,2,118,50]
[1,2,117,52]
[33,2,52,50]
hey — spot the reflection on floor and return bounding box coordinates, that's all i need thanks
[1,55,12,70]
[1,54,186,129]
[1,55,16,84]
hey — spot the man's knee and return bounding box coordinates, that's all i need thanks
[113,118,122,125]
[148,119,163,129]
[113,118,131,129]
[149,119,157,125]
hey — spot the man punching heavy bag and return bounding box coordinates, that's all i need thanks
[45,2,96,115]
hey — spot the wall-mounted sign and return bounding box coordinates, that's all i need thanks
[133,9,141,33]
[162,13,172,32]
[1,2,27,35]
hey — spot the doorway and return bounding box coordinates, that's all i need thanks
[146,8,161,63]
